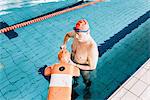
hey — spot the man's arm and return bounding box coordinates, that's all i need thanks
[63,31,75,46]
[75,43,99,70]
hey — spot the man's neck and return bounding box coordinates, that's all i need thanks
[78,37,92,44]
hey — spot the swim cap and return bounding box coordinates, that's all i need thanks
[74,19,89,32]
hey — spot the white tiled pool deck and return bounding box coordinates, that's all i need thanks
[108,58,150,100]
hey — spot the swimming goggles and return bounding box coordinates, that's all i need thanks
[73,27,89,33]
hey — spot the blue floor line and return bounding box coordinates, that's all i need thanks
[0,22,18,39]
[98,10,150,57]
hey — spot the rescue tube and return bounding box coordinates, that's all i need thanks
[44,49,80,100]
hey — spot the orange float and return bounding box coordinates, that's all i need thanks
[44,49,80,100]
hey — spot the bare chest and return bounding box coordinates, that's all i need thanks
[72,41,89,64]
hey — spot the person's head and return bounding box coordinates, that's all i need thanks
[74,19,91,42]
[58,49,70,63]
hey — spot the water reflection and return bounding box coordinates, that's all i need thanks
[0,0,67,15]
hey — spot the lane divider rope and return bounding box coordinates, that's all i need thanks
[0,0,103,33]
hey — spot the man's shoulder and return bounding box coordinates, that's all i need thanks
[89,39,97,48]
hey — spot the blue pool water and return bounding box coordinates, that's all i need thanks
[0,0,150,100]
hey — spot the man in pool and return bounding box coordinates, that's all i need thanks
[61,19,99,90]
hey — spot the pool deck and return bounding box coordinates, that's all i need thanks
[108,58,150,100]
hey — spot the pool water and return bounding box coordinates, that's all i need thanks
[0,0,149,100]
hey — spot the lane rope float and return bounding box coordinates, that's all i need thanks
[0,0,104,33]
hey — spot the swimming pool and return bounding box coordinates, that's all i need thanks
[0,0,149,100]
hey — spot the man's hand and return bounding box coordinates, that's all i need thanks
[60,44,66,50]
